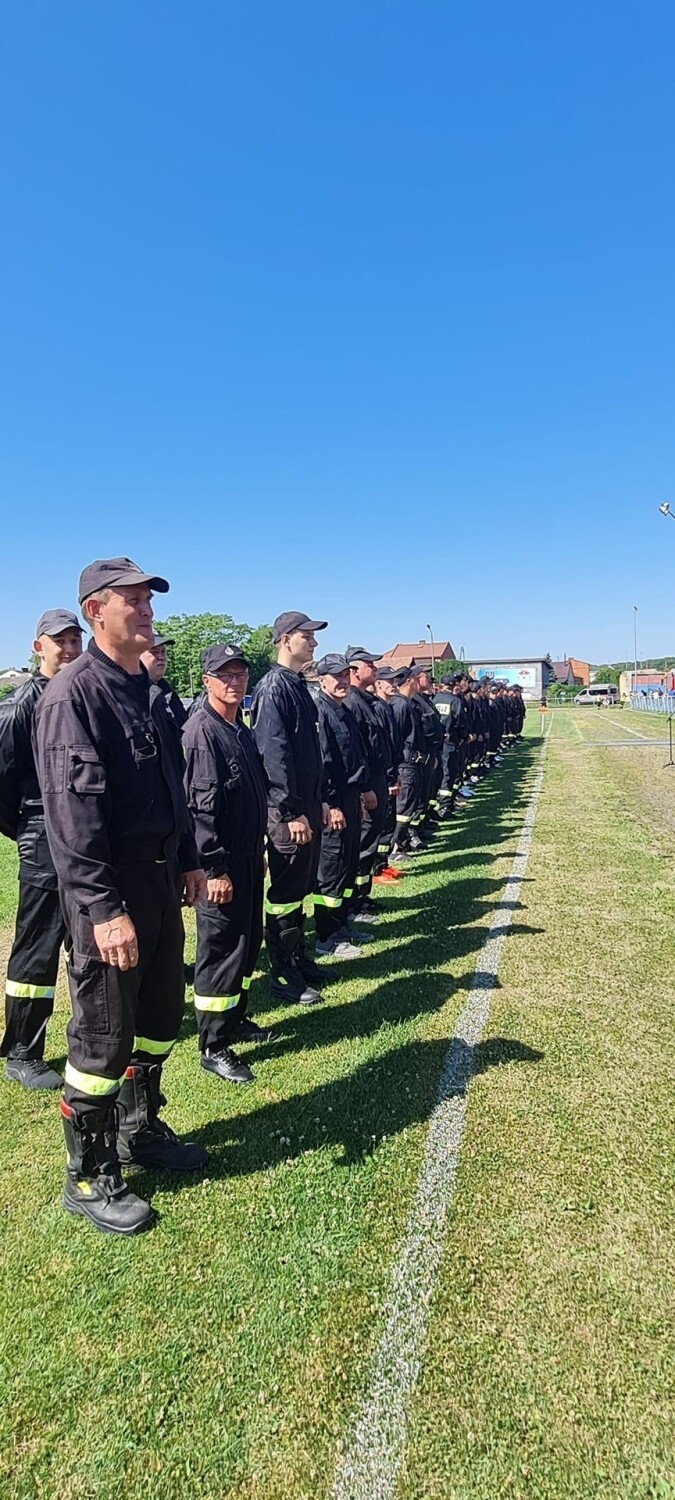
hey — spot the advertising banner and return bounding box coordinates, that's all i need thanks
[473,663,538,690]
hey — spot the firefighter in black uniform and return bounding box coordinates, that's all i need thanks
[183,643,269,1087]
[1,610,83,1089]
[34,557,208,1237]
[140,635,188,730]
[388,668,428,859]
[345,645,391,915]
[250,611,328,1007]
[412,669,444,835]
[371,667,404,881]
[313,655,370,959]
[434,672,466,819]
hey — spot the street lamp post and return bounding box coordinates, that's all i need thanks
[659,502,675,520]
[426,624,435,681]
[633,605,638,693]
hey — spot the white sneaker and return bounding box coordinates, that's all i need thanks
[458,786,474,799]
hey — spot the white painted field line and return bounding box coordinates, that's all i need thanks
[600,714,654,738]
[331,744,547,1500]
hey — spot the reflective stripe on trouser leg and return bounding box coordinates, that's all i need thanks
[6,981,56,1000]
[64,1063,122,1098]
[133,1035,175,1054]
[264,899,302,917]
[193,994,240,1012]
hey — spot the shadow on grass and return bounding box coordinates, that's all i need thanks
[134,1030,544,1192]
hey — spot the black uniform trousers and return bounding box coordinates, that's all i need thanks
[193,854,264,1051]
[314,789,361,941]
[264,804,321,930]
[350,775,387,907]
[62,860,185,1110]
[439,741,459,803]
[394,762,422,846]
[374,792,397,871]
[2,876,64,1058]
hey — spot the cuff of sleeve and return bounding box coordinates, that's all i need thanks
[179,838,200,873]
[88,897,125,924]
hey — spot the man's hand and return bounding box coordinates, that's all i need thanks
[361,789,378,811]
[321,802,332,830]
[388,780,400,797]
[329,807,347,830]
[182,869,208,906]
[207,875,233,904]
[287,815,312,845]
[93,914,139,971]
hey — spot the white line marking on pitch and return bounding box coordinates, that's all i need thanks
[604,716,654,740]
[331,744,547,1500]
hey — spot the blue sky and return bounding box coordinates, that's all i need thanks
[1,1,674,668]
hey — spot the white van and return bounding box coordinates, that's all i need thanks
[574,684,619,705]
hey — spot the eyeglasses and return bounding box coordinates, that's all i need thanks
[215,668,248,682]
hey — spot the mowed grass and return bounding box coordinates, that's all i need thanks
[0,744,535,1499]
[0,715,673,1499]
[401,710,675,1500]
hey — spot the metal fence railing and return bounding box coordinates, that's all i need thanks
[628,693,675,715]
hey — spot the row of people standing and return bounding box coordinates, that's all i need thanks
[0,558,523,1236]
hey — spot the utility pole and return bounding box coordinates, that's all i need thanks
[633,605,638,692]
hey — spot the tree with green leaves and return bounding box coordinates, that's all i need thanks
[152,613,275,698]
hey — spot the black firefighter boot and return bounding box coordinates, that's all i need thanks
[117,1063,208,1171]
[296,912,324,987]
[267,923,322,1007]
[61,1098,155,1236]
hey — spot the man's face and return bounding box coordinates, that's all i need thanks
[35,627,82,678]
[140,644,167,682]
[89,584,155,650]
[286,629,316,666]
[204,661,249,709]
[350,660,376,689]
[417,671,433,693]
[376,678,396,700]
[321,669,350,702]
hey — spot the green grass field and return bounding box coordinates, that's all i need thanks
[0,710,673,1499]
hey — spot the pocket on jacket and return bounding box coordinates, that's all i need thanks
[67,748,106,795]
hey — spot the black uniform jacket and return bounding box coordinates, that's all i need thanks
[156,678,189,731]
[345,686,393,785]
[33,641,199,924]
[318,694,368,809]
[370,695,399,782]
[434,690,464,745]
[388,693,427,768]
[250,664,322,819]
[183,704,267,877]
[4,675,57,886]
[415,692,444,759]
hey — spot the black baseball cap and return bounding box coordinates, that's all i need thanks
[201,643,249,675]
[272,611,328,643]
[35,609,82,639]
[375,666,396,681]
[391,667,412,686]
[316,653,349,677]
[78,556,170,605]
[345,645,381,664]
[149,634,174,649]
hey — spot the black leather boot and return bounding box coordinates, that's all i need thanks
[117,1063,208,1171]
[266,925,322,1007]
[61,1098,155,1235]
